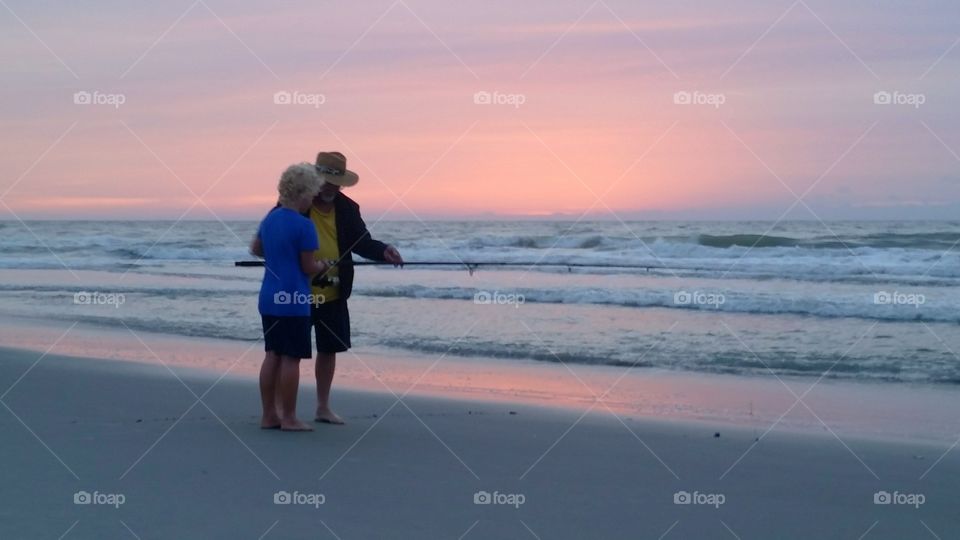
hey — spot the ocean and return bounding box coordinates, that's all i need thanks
[2,219,960,385]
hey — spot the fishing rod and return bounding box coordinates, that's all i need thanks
[235,260,666,274]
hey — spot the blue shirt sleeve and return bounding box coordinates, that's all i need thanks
[257,207,276,240]
[300,216,319,252]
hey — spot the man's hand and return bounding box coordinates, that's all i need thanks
[383,245,404,267]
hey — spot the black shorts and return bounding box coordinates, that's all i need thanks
[311,299,351,353]
[261,315,312,359]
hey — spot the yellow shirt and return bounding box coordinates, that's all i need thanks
[309,206,340,304]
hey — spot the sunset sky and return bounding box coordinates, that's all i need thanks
[1,0,959,220]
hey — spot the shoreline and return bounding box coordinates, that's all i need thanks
[1,315,958,446]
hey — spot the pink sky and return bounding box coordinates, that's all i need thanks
[1,0,959,220]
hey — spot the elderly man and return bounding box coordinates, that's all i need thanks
[309,151,403,424]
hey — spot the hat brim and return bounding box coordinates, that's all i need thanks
[319,170,359,187]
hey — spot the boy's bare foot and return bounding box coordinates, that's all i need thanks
[280,418,314,432]
[315,408,345,425]
[261,414,282,430]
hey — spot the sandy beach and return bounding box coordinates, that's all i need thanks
[4,0,960,536]
[1,344,957,539]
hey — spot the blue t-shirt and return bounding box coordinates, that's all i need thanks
[257,207,320,317]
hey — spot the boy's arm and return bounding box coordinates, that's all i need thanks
[300,252,329,276]
[297,217,324,274]
[251,213,268,257]
[249,235,263,258]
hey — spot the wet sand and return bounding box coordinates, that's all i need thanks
[1,346,957,539]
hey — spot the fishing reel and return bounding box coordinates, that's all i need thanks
[312,259,339,287]
[312,275,340,287]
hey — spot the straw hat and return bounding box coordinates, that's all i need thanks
[315,151,359,187]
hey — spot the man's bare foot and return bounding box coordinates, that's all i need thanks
[261,414,282,429]
[315,408,345,425]
[280,418,314,432]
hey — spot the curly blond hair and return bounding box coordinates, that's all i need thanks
[277,163,323,206]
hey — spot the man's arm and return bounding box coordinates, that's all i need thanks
[382,244,404,266]
[346,203,392,262]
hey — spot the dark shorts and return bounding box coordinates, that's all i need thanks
[311,299,351,353]
[261,315,312,359]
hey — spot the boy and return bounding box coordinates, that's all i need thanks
[250,163,330,431]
